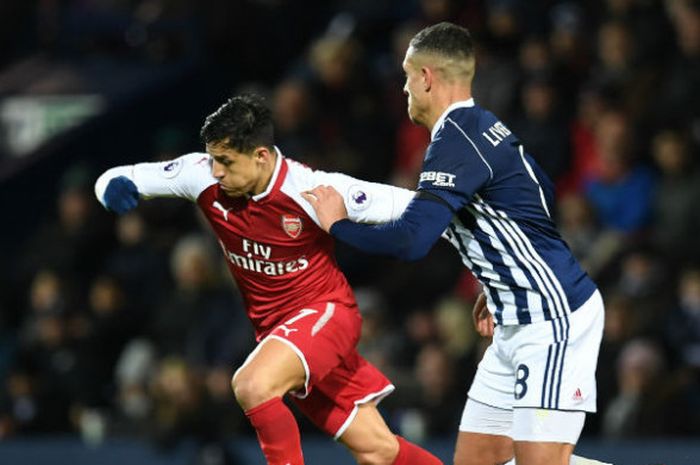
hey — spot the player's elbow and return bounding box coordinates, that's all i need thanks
[392,232,431,261]
[402,242,431,261]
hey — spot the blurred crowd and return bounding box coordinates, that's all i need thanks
[2,0,700,456]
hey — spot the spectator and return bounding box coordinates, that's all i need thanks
[510,77,571,181]
[557,192,623,278]
[650,129,700,265]
[584,111,656,234]
[665,269,700,368]
[602,338,666,437]
[149,235,250,367]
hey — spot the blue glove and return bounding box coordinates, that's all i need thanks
[103,176,139,214]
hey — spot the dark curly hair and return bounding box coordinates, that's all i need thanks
[200,93,274,153]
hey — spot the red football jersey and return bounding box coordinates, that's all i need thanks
[196,158,356,337]
[95,149,414,340]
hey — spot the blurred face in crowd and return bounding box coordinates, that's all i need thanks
[595,111,631,179]
[273,80,310,132]
[207,141,274,197]
[598,22,633,70]
[652,131,688,175]
[59,188,91,232]
[523,82,554,120]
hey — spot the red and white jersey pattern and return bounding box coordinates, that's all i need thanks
[95,149,415,339]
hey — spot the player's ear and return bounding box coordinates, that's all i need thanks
[421,66,433,91]
[254,146,271,164]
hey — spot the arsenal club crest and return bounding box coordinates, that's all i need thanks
[281,214,303,238]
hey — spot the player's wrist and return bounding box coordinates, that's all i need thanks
[329,218,353,236]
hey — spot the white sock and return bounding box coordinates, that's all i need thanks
[502,454,612,465]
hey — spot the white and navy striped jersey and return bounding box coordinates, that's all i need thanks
[419,99,597,326]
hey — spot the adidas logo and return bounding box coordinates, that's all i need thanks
[573,388,583,402]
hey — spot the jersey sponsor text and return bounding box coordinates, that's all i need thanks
[419,171,456,187]
[219,240,309,276]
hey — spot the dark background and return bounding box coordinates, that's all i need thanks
[0,0,699,461]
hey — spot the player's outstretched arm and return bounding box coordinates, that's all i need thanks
[303,169,417,225]
[303,185,453,261]
[95,153,216,213]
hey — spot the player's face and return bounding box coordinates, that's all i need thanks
[207,142,267,197]
[402,49,428,127]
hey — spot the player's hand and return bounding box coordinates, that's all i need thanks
[473,292,494,338]
[301,185,348,233]
[103,176,139,214]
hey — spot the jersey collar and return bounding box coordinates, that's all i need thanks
[431,98,475,141]
[251,145,285,202]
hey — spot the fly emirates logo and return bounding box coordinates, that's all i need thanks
[219,238,309,276]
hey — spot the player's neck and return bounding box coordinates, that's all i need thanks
[251,152,277,196]
[427,87,472,132]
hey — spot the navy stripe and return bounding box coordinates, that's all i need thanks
[546,320,564,408]
[478,226,533,325]
[476,195,567,321]
[541,344,553,408]
[491,211,564,321]
[471,223,532,324]
[424,104,598,326]
[551,318,562,343]
[548,342,561,408]
[474,200,556,322]
[497,211,572,319]
[472,212,536,324]
[487,286,504,326]
[554,315,571,408]
[449,222,507,324]
[522,219,596,312]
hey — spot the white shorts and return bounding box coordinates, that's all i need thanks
[466,290,604,413]
[459,398,586,444]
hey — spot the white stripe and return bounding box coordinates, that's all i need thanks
[542,345,552,408]
[554,312,565,342]
[469,215,541,322]
[451,217,520,322]
[446,225,476,269]
[549,343,563,408]
[517,144,551,218]
[476,196,570,318]
[333,384,396,440]
[311,302,335,336]
[453,213,545,322]
[492,206,571,315]
[492,213,565,320]
[472,198,561,320]
[453,219,499,278]
[549,317,569,407]
[487,280,513,292]
[546,321,561,408]
[446,117,494,181]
